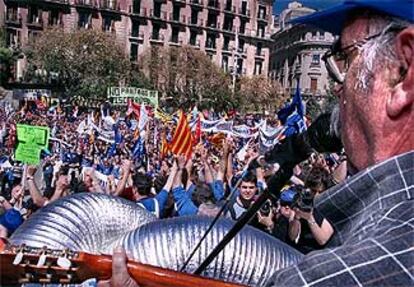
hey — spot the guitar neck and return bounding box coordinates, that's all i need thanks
[0,241,245,287]
[81,253,245,287]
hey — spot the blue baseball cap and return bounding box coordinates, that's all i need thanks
[292,0,414,35]
[0,208,23,234]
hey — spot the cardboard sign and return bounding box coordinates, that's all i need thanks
[15,124,50,164]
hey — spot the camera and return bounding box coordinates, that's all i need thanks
[280,185,314,212]
[259,200,272,216]
[294,186,315,212]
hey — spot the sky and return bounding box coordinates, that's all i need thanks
[273,0,342,15]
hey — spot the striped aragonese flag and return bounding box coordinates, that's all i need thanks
[169,110,193,159]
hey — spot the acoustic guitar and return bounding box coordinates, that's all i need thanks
[0,239,244,287]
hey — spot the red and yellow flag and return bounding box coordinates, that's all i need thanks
[170,110,193,159]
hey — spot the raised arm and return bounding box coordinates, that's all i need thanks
[26,165,47,207]
[114,160,132,196]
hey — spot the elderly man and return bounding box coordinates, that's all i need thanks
[102,0,413,286]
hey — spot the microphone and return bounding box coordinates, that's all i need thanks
[257,111,343,170]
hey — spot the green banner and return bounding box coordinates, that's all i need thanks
[107,87,159,107]
[15,124,50,164]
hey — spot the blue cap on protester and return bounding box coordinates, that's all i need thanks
[291,0,414,35]
[0,208,23,234]
[280,188,298,205]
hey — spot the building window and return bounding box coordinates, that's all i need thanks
[131,21,140,37]
[130,43,138,61]
[172,5,180,21]
[28,6,42,24]
[78,12,91,29]
[102,17,114,32]
[254,61,262,75]
[256,42,262,56]
[257,23,265,37]
[237,58,243,74]
[190,31,197,46]
[257,5,266,19]
[311,78,318,93]
[223,36,230,51]
[207,13,218,28]
[132,0,140,14]
[311,54,320,66]
[154,2,161,17]
[222,55,229,72]
[6,29,20,47]
[171,27,179,43]
[152,24,160,39]
[238,39,244,53]
[223,15,233,31]
[48,10,62,26]
[206,33,216,49]
[191,9,198,25]
[239,20,246,34]
[28,30,40,43]
[241,1,247,15]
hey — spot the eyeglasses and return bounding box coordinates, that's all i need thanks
[323,26,403,84]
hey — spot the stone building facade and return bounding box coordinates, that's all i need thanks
[269,1,335,98]
[2,0,275,81]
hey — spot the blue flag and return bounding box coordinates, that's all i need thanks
[132,137,145,160]
[278,82,306,137]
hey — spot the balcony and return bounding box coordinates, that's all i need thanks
[187,18,204,29]
[169,13,187,24]
[207,0,220,10]
[150,34,165,44]
[129,31,144,40]
[238,8,250,17]
[100,0,120,11]
[27,15,44,28]
[43,0,70,4]
[255,50,265,58]
[149,10,168,20]
[222,25,235,33]
[5,12,22,26]
[257,14,269,22]
[205,20,220,30]
[75,0,98,7]
[223,4,235,13]
[189,40,200,48]
[48,15,64,27]
[129,7,147,17]
[172,0,186,6]
[189,0,204,7]
[169,37,184,46]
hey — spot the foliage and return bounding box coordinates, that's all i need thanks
[305,92,338,120]
[24,28,129,100]
[236,75,287,113]
[0,28,16,87]
[138,46,233,110]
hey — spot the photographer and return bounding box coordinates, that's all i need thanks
[287,186,334,254]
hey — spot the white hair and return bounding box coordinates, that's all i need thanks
[355,17,410,92]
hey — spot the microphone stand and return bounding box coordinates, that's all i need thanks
[194,166,293,275]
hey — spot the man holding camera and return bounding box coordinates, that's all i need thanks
[258,186,334,254]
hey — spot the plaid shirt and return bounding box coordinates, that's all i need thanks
[267,151,414,286]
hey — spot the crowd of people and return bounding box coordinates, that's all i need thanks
[0,97,346,257]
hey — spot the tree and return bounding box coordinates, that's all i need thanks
[0,28,16,87]
[138,46,233,110]
[25,28,130,101]
[236,75,286,113]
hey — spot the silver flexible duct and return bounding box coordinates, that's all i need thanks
[10,194,303,286]
[10,192,156,253]
[113,216,304,286]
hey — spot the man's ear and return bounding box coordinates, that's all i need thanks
[387,27,414,118]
